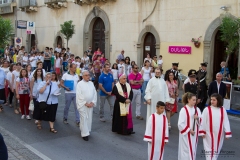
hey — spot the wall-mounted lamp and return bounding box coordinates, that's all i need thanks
[220,6,230,11]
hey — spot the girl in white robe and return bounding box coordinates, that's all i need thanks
[178,92,202,160]
[200,93,232,160]
[144,101,169,160]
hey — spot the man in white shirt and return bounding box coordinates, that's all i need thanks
[61,64,80,126]
[11,62,21,114]
[29,53,37,71]
[117,59,125,76]
[55,44,62,53]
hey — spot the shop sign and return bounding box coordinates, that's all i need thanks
[168,46,191,54]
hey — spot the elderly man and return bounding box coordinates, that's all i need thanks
[208,73,226,99]
[145,68,170,121]
[76,70,97,141]
[112,74,134,135]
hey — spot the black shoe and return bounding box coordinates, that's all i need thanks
[82,136,89,141]
[130,131,135,134]
[63,119,68,124]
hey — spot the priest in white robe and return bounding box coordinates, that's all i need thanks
[200,93,232,160]
[145,68,170,121]
[76,70,97,141]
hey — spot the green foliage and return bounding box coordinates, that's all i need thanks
[60,20,75,48]
[0,16,14,48]
[219,16,240,55]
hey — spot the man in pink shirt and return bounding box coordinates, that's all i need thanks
[128,64,144,120]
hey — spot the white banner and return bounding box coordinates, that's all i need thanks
[26,21,35,34]
[14,37,23,47]
[222,81,232,110]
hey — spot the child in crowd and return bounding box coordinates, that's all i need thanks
[55,52,62,79]
[117,59,124,77]
[51,51,56,71]
[22,52,29,68]
[150,67,155,78]
[29,53,37,71]
[144,101,169,160]
[79,63,84,80]
[69,54,75,62]
[111,63,119,83]
[15,68,31,120]
[62,56,68,74]
[158,55,163,69]
[40,52,44,62]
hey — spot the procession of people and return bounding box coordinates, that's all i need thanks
[0,44,232,160]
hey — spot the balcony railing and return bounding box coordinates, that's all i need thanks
[19,0,37,12]
[74,0,116,6]
[44,0,67,9]
[0,0,16,14]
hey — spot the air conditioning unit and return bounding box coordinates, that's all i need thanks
[29,6,37,12]
[58,2,67,8]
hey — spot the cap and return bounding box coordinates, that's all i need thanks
[188,69,197,77]
[172,63,179,67]
[201,62,208,67]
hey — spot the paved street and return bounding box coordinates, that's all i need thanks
[0,89,240,160]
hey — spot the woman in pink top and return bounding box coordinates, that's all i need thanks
[92,47,102,62]
[165,71,178,129]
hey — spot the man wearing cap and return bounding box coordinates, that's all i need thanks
[196,62,208,111]
[116,50,125,64]
[164,63,179,81]
[184,69,203,105]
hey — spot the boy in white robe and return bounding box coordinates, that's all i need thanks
[200,93,232,160]
[76,70,97,141]
[145,68,170,122]
[178,92,202,160]
[144,101,169,160]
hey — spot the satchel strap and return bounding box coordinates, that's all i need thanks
[45,84,52,103]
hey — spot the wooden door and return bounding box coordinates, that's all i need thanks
[143,33,156,61]
[92,18,105,54]
[57,36,62,48]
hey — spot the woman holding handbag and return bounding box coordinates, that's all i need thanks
[36,72,59,133]
[165,71,178,130]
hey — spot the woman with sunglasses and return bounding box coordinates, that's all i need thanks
[151,55,158,69]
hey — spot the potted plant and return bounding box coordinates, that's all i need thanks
[191,36,202,48]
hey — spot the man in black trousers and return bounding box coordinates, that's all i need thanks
[0,133,8,160]
[208,73,227,99]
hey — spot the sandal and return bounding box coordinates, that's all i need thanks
[50,128,57,133]
[37,123,42,130]
[168,123,171,130]
[0,106,3,112]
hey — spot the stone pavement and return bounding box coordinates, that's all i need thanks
[0,126,43,160]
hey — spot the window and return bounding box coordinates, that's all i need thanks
[0,0,13,4]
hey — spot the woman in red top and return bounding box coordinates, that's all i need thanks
[92,47,102,62]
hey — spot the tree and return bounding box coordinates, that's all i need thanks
[0,16,14,48]
[219,15,240,79]
[60,20,75,49]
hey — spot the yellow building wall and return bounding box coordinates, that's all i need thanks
[160,42,203,76]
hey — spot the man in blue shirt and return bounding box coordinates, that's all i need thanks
[0,68,6,112]
[99,64,114,122]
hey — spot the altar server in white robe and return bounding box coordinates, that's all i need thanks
[145,68,170,121]
[178,92,202,160]
[200,93,232,160]
[76,70,97,141]
[144,101,169,160]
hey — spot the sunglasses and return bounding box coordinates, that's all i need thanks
[134,67,139,69]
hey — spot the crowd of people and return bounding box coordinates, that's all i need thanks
[0,44,232,160]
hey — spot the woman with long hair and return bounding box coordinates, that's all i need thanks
[92,47,102,62]
[36,72,59,133]
[143,53,152,65]
[54,52,62,80]
[200,93,232,160]
[165,71,178,129]
[124,57,131,76]
[26,64,32,78]
[178,92,201,160]
[16,69,31,120]
[31,68,44,126]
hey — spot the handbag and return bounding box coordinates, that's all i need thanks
[39,84,52,110]
[29,100,34,111]
[169,98,175,104]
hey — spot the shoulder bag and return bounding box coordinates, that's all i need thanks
[39,84,52,110]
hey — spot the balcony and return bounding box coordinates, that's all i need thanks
[73,0,116,6]
[0,0,16,15]
[19,0,37,12]
[44,0,67,9]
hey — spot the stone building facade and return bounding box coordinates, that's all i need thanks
[0,0,239,81]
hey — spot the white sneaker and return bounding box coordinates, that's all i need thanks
[21,115,25,119]
[26,115,31,120]
[99,117,106,122]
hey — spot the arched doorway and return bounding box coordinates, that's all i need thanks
[57,36,63,48]
[31,34,35,48]
[92,18,105,54]
[143,33,156,61]
[213,30,238,80]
